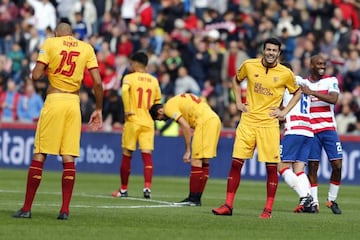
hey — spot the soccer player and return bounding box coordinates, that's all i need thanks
[278,63,315,213]
[300,54,343,214]
[112,51,162,199]
[13,22,103,220]
[212,38,301,218]
[149,93,221,206]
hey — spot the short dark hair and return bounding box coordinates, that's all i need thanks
[130,51,148,66]
[149,103,163,120]
[263,38,282,50]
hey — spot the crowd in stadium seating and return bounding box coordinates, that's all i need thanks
[0,0,360,135]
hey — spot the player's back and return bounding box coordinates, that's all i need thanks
[38,36,98,92]
[165,93,216,128]
[123,71,161,127]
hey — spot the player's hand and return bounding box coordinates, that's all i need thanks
[269,107,285,120]
[125,112,135,120]
[300,85,312,95]
[236,102,248,113]
[183,151,191,163]
[88,109,103,131]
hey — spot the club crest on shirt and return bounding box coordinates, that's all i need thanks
[273,77,279,83]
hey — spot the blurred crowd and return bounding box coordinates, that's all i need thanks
[0,0,360,135]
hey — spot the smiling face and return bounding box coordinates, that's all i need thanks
[262,43,281,67]
[311,55,327,78]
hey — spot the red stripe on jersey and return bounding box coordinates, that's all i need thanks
[290,126,313,132]
[310,106,331,113]
[311,117,334,124]
[290,115,310,122]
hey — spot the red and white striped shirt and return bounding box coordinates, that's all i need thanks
[283,76,313,137]
[303,76,340,133]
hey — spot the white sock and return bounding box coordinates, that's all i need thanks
[281,169,307,198]
[328,183,340,201]
[310,186,319,205]
[297,172,311,196]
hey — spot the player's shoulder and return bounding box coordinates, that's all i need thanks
[243,58,261,65]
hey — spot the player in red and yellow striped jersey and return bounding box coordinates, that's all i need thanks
[13,22,103,220]
[212,38,301,218]
[149,93,221,206]
[112,51,162,199]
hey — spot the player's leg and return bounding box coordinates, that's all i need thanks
[257,127,280,218]
[58,155,76,220]
[113,122,137,197]
[322,130,343,214]
[139,125,155,198]
[307,134,322,212]
[58,96,81,220]
[13,153,47,218]
[212,124,255,216]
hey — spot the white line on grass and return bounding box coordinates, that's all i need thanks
[0,189,181,209]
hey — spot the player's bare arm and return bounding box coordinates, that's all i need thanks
[232,76,248,112]
[177,116,192,163]
[300,85,338,104]
[32,62,46,81]
[88,68,103,130]
[270,88,301,119]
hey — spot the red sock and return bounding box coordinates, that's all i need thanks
[60,162,76,214]
[22,160,44,211]
[142,152,153,189]
[200,163,209,193]
[120,154,131,190]
[189,166,203,194]
[265,164,279,210]
[225,159,243,208]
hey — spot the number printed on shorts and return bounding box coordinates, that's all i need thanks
[137,87,153,108]
[336,142,343,153]
[180,93,201,103]
[54,50,80,77]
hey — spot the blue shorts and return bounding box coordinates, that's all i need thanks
[280,134,313,162]
[308,130,343,161]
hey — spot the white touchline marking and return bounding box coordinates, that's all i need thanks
[0,189,181,208]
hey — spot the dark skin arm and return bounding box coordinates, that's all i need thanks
[177,116,192,163]
[88,68,103,130]
[32,62,46,81]
[300,85,338,104]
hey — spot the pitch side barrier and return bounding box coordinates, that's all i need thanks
[0,123,359,185]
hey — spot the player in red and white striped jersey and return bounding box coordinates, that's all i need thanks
[278,69,315,213]
[300,55,343,214]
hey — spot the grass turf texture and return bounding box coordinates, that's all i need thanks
[0,168,359,240]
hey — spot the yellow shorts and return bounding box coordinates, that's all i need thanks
[122,121,154,151]
[232,124,280,163]
[34,93,81,156]
[192,116,221,159]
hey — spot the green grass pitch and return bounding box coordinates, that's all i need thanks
[0,168,359,240]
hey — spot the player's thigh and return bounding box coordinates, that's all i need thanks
[34,95,66,155]
[192,117,221,159]
[232,124,256,159]
[256,127,280,163]
[61,102,81,156]
[138,126,155,151]
[308,134,323,160]
[281,135,313,162]
[122,121,140,151]
[320,130,343,160]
